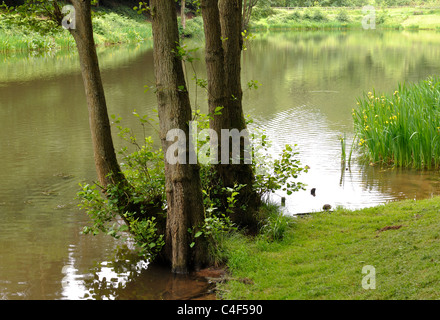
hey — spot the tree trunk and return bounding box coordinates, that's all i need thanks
[150,0,208,274]
[242,0,258,31]
[68,0,126,190]
[217,0,260,229]
[67,0,161,231]
[181,0,186,29]
[201,0,228,163]
[242,0,248,31]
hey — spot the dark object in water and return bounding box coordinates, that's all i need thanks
[311,188,316,197]
[322,204,332,211]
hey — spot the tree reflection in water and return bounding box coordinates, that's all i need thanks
[80,246,215,300]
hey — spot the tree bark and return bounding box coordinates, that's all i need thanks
[66,0,164,232]
[181,0,186,29]
[202,0,259,229]
[150,0,208,274]
[242,0,258,31]
[68,0,126,190]
[201,0,228,163]
[242,0,248,31]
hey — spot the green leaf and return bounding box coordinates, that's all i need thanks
[119,225,129,232]
[195,231,203,238]
[214,106,224,114]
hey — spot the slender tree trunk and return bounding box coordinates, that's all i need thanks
[219,0,246,131]
[202,0,260,229]
[219,0,260,229]
[242,0,258,31]
[68,0,125,190]
[181,0,186,29]
[201,0,228,162]
[150,0,208,274]
[67,0,163,232]
[242,0,248,31]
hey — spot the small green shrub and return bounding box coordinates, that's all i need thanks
[377,10,388,25]
[251,6,275,20]
[178,16,204,38]
[303,8,313,20]
[197,187,239,266]
[78,113,166,259]
[311,9,328,22]
[287,10,302,21]
[252,132,308,198]
[336,9,351,22]
[259,202,292,242]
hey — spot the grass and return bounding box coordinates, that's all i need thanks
[178,16,205,39]
[352,76,440,169]
[0,7,152,53]
[218,196,440,299]
[0,6,205,53]
[92,11,152,46]
[249,7,440,31]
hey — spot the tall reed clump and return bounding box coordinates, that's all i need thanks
[353,76,440,169]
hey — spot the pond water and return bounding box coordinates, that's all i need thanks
[1,29,440,299]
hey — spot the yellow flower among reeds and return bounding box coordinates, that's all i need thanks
[353,76,440,169]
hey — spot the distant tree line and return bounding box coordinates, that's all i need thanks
[0,0,200,12]
[259,0,438,7]
[2,0,435,16]
[1,0,141,6]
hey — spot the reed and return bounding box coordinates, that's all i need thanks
[353,76,440,169]
[339,133,347,164]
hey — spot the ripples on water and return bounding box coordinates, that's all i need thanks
[257,101,440,214]
[258,105,392,213]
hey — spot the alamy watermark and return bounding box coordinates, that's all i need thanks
[362,265,376,290]
[165,121,252,166]
[362,5,376,30]
[61,5,76,30]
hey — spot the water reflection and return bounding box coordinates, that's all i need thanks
[60,247,214,300]
[242,30,440,213]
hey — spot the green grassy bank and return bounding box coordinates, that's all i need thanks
[3,5,440,53]
[0,6,152,53]
[218,196,440,299]
[250,6,440,31]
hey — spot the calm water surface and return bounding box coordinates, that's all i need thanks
[1,30,440,299]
